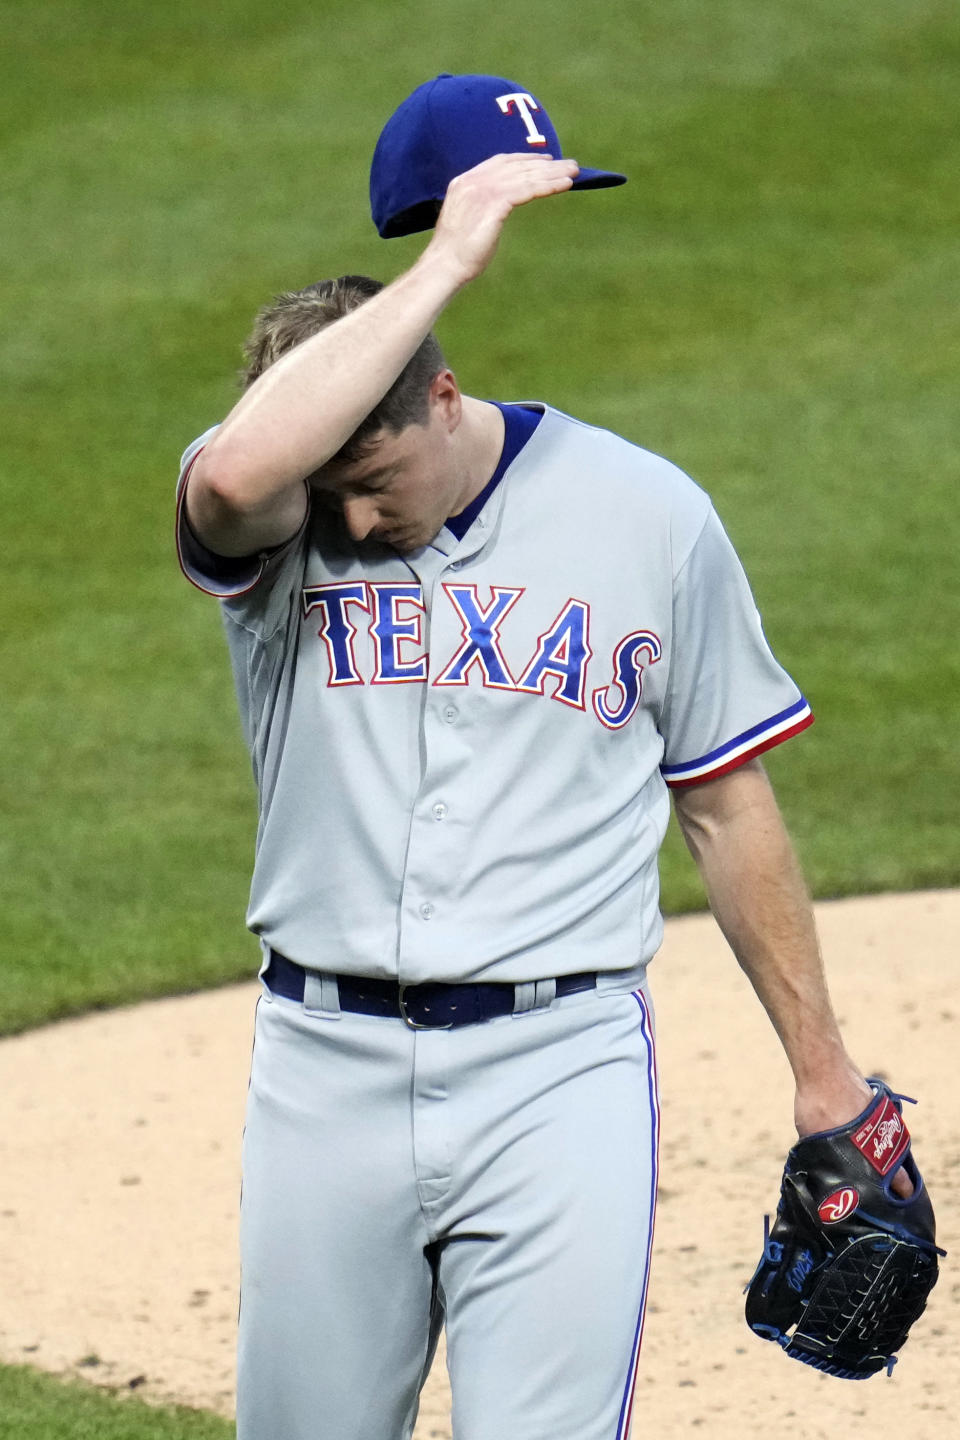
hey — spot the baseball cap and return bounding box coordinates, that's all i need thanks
[370,73,627,238]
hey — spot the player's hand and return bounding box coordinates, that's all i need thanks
[794,1074,915,1198]
[424,152,580,287]
[794,1071,874,1140]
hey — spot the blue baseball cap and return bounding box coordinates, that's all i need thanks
[370,73,627,238]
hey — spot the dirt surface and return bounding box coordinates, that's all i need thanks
[0,890,956,1437]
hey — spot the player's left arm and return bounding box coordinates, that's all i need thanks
[671,757,902,1149]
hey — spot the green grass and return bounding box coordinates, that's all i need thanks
[0,0,958,1033]
[0,1364,232,1440]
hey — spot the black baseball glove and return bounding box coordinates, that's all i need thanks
[744,1080,944,1379]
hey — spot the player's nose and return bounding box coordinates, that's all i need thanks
[342,496,379,543]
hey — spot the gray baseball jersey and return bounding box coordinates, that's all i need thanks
[177,403,811,988]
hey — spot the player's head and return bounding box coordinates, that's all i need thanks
[242,275,445,465]
[243,277,474,552]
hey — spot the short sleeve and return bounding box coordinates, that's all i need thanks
[659,506,813,787]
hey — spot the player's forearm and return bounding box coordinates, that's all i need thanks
[672,760,871,1134]
[195,249,467,510]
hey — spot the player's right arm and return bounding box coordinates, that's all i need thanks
[186,153,580,557]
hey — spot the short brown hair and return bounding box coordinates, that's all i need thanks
[241,275,446,464]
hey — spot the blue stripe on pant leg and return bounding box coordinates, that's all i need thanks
[615,989,661,1440]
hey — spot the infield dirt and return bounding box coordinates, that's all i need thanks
[0,890,955,1438]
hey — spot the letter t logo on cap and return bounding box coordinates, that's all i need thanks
[495,92,548,146]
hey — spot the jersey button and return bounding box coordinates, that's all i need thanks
[432,802,448,821]
[419,902,435,920]
[442,705,458,724]
[450,559,463,571]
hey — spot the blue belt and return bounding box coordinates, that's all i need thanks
[264,951,598,1030]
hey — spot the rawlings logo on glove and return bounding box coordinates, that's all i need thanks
[817,1187,859,1224]
[744,1080,945,1380]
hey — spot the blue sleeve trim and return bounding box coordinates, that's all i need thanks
[661,696,812,778]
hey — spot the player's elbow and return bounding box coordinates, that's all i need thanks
[190,443,263,519]
[186,443,308,556]
[184,448,269,556]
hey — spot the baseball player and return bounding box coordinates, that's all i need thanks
[176,97,896,1440]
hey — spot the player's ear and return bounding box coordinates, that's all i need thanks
[428,369,462,432]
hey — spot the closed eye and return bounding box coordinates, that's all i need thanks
[313,466,399,500]
[349,463,403,494]
[348,478,391,496]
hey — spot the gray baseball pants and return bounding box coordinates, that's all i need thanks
[237,976,659,1440]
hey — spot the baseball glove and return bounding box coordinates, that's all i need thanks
[744,1080,944,1379]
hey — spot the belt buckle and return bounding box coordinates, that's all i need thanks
[398,983,454,1031]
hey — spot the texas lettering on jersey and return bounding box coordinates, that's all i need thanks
[301,580,662,731]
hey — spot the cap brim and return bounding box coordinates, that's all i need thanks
[570,167,627,189]
[377,166,627,238]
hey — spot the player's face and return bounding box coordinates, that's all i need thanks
[314,400,467,554]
